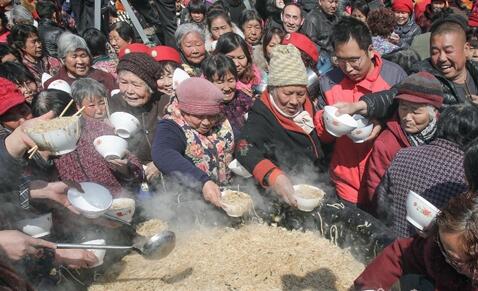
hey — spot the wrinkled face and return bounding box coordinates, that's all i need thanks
[242,19,262,46]
[351,9,367,23]
[281,5,303,33]
[156,64,174,96]
[272,85,307,116]
[210,17,232,40]
[17,79,37,104]
[320,0,339,15]
[180,32,206,65]
[438,230,474,279]
[398,100,433,134]
[182,112,221,134]
[118,70,152,107]
[23,33,42,59]
[394,11,410,26]
[430,32,469,83]
[81,95,107,119]
[190,11,205,23]
[334,38,374,82]
[226,47,248,77]
[109,30,130,54]
[0,103,32,130]
[211,71,236,102]
[64,49,91,77]
[266,34,282,60]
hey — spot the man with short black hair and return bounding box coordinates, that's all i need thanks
[36,0,64,58]
[301,0,338,53]
[281,3,304,33]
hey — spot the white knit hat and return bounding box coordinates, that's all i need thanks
[268,44,308,87]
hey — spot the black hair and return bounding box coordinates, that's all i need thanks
[330,16,372,51]
[430,14,467,36]
[0,61,35,85]
[464,138,478,192]
[214,32,253,82]
[0,43,17,61]
[7,24,38,50]
[0,11,8,30]
[36,0,57,19]
[468,27,478,48]
[206,8,232,34]
[188,0,207,14]
[156,61,181,79]
[109,21,135,43]
[262,26,285,61]
[436,103,478,148]
[240,9,263,29]
[202,53,238,82]
[31,89,76,117]
[282,3,304,18]
[351,0,370,17]
[82,28,107,57]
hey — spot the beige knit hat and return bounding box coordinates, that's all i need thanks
[268,44,308,87]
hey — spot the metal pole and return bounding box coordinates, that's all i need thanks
[119,0,151,44]
[94,0,101,30]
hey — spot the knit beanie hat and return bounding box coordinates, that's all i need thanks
[176,77,224,115]
[395,71,444,108]
[392,0,414,13]
[282,32,319,63]
[149,46,182,64]
[268,45,308,87]
[117,53,160,91]
[0,78,26,116]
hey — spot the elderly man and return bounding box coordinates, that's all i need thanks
[281,3,305,33]
[314,17,407,206]
[236,44,325,207]
[301,0,339,53]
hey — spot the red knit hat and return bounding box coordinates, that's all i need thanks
[176,77,224,115]
[0,78,26,116]
[392,0,414,13]
[118,43,150,59]
[149,46,182,64]
[281,32,319,63]
[469,1,478,27]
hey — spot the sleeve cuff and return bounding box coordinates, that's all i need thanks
[252,159,282,188]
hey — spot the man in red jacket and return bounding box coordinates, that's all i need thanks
[314,17,407,205]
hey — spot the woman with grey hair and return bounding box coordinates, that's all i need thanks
[71,78,108,120]
[44,32,117,93]
[175,23,207,76]
[360,72,444,211]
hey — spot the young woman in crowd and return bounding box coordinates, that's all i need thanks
[205,7,243,51]
[83,28,118,78]
[175,23,207,76]
[149,45,182,99]
[182,0,207,31]
[351,0,370,23]
[390,0,422,48]
[0,61,38,103]
[109,21,135,55]
[367,8,401,55]
[214,32,262,98]
[261,26,285,72]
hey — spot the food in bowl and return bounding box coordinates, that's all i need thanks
[293,184,326,212]
[67,182,113,218]
[25,116,80,155]
[221,190,253,217]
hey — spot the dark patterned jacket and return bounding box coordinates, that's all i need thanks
[376,138,467,237]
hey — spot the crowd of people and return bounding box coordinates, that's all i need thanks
[1,0,478,290]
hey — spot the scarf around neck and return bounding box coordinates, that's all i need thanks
[405,116,438,147]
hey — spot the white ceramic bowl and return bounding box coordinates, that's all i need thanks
[17,213,52,238]
[106,198,136,223]
[172,68,190,90]
[221,190,253,217]
[109,112,140,139]
[323,106,358,137]
[25,116,81,155]
[82,239,106,267]
[293,184,326,212]
[406,190,440,231]
[347,114,374,143]
[67,182,113,218]
[228,159,252,178]
[47,79,72,94]
[93,135,128,160]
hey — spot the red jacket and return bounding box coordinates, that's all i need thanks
[355,235,477,290]
[315,53,407,203]
[359,113,410,210]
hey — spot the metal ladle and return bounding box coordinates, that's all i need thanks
[56,230,176,260]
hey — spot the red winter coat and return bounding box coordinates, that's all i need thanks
[355,235,477,291]
[359,113,410,211]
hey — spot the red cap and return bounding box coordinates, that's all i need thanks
[392,0,414,13]
[149,45,182,64]
[118,43,150,59]
[0,78,26,116]
[281,32,319,63]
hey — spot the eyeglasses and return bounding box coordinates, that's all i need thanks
[333,54,365,68]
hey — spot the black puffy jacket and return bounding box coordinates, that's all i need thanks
[38,19,64,58]
[300,7,338,53]
[361,59,478,119]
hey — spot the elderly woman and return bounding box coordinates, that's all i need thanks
[175,23,207,76]
[54,78,143,196]
[109,21,135,55]
[152,77,234,207]
[367,8,401,55]
[7,24,60,88]
[375,104,478,238]
[44,32,117,93]
[109,53,170,183]
[360,72,444,210]
[235,45,325,207]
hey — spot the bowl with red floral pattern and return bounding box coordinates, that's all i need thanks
[406,190,440,231]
